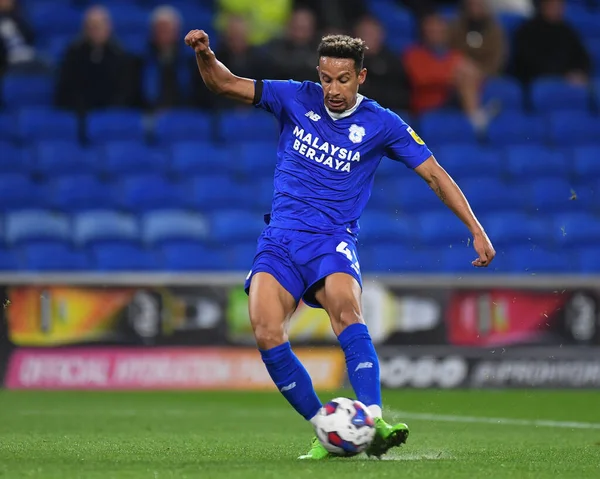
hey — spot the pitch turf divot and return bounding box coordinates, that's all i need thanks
[387,409,600,430]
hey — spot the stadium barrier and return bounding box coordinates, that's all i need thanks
[1,273,599,390]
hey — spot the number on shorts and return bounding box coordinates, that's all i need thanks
[336,241,360,274]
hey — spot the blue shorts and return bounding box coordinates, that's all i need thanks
[244,226,363,309]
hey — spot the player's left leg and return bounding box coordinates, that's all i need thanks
[312,273,409,458]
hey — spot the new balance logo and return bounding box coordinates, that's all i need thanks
[305,111,321,121]
[280,382,297,392]
[355,362,373,372]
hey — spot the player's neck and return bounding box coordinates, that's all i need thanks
[325,94,364,121]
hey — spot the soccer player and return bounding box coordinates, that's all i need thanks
[185,29,495,459]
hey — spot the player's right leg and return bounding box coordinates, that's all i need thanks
[247,270,326,457]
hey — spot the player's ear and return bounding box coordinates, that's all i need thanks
[358,68,367,85]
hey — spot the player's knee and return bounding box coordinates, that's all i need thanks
[251,317,287,350]
[329,301,364,336]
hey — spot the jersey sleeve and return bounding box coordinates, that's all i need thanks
[383,110,432,169]
[253,79,302,120]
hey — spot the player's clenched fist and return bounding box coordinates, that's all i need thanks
[185,30,210,55]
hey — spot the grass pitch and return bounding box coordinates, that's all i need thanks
[1,389,600,478]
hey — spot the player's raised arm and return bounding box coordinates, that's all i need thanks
[415,156,496,267]
[185,29,255,104]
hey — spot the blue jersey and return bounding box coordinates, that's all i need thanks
[254,79,433,235]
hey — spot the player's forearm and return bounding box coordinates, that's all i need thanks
[425,168,484,236]
[194,49,237,95]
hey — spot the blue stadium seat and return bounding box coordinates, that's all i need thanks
[34,142,95,175]
[87,110,145,143]
[30,4,82,36]
[73,210,139,246]
[369,2,416,40]
[0,112,15,141]
[369,178,405,211]
[218,110,279,142]
[118,175,181,213]
[248,177,275,212]
[553,212,600,247]
[0,174,41,211]
[577,247,600,273]
[547,111,600,146]
[49,175,115,213]
[0,143,27,173]
[419,111,477,145]
[570,181,599,212]
[92,243,159,271]
[567,11,600,42]
[440,245,504,274]
[2,75,53,109]
[171,142,232,176]
[161,241,227,271]
[208,210,266,243]
[17,108,79,142]
[573,146,600,179]
[226,241,258,270]
[119,33,147,57]
[459,178,522,211]
[42,34,71,64]
[505,146,569,178]
[154,110,213,145]
[377,155,408,177]
[417,211,470,246]
[5,210,71,246]
[385,33,413,55]
[487,113,546,146]
[21,243,89,271]
[369,244,442,273]
[396,177,446,212]
[531,78,590,113]
[483,211,550,247]
[435,145,502,179]
[105,4,148,36]
[482,77,523,111]
[235,142,279,175]
[506,246,576,273]
[141,210,208,245]
[188,175,251,210]
[585,39,600,79]
[358,212,415,243]
[498,12,527,39]
[102,141,167,176]
[0,246,18,270]
[529,178,578,213]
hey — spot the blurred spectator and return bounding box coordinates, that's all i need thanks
[142,5,190,110]
[489,0,534,16]
[264,8,319,81]
[217,0,292,46]
[450,0,506,77]
[0,0,47,74]
[403,13,490,131]
[513,0,591,84]
[56,6,137,112]
[206,15,263,109]
[354,16,409,111]
[295,0,368,33]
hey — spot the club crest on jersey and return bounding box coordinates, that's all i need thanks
[348,124,365,144]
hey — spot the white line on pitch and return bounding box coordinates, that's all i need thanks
[388,410,600,430]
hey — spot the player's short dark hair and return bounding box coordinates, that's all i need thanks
[317,35,366,72]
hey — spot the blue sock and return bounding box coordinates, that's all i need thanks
[338,323,382,409]
[260,342,322,421]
